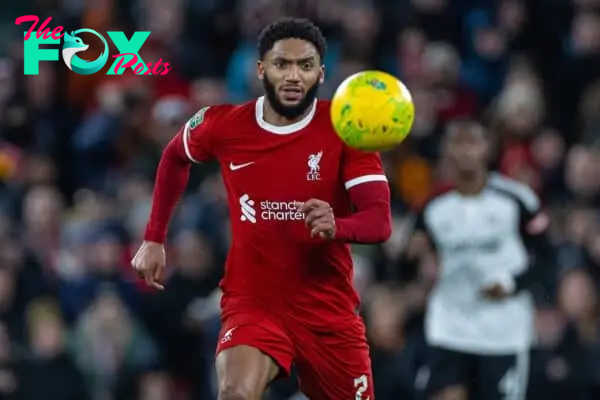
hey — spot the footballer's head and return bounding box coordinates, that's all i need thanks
[257,18,326,119]
[444,118,490,177]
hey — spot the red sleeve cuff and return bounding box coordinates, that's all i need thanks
[334,181,392,243]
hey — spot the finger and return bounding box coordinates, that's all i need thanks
[153,264,165,286]
[146,275,164,290]
[305,208,331,226]
[319,230,334,240]
[298,199,328,213]
[144,271,155,287]
[311,221,334,237]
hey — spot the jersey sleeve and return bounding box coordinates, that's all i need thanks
[341,145,388,190]
[181,106,218,163]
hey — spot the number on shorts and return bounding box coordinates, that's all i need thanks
[354,374,369,400]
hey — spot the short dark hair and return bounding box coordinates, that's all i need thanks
[257,17,326,61]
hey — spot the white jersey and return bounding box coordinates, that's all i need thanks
[416,174,546,355]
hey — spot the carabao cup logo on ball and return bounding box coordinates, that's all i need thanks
[62,29,109,75]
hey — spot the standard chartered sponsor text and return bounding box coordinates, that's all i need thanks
[260,200,304,221]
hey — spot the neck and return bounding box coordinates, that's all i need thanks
[262,97,312,126]
[455,169,488,196]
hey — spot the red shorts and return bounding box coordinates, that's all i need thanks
[216,306,374,400]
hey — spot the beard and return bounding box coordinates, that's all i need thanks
[262,73,320,119]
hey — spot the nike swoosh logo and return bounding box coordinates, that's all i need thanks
[229,162,254,171]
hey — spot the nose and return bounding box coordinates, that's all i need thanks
[285,65,300,82]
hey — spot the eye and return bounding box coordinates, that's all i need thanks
[301,62,313,70]
[273,60,286,68]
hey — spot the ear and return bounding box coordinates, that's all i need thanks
[256,60,265,80]
[319,65,325,84]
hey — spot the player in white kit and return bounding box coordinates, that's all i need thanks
[413,119,556,400]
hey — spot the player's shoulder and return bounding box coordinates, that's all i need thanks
[412,182,456,218]
[487,173,539,211]
[188,100,255,128]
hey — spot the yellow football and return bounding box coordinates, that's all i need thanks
[330,70,415,151]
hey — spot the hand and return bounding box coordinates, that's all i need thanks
[295,199,336,240]
[481,283,510,300]
[131,241,166,290]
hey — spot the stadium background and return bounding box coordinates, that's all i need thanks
[0,0,599,398]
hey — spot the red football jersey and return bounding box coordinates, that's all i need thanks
[182,96,387,329]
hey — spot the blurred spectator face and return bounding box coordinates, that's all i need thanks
[72,189,110,222]
[118,178,152,210]
[571,12,600,54]
[23,186,63,232]
[422,42,460,87]
[96,82,125,114]
[191,78,227,110]
[151,96,188,144]
[138,372,171,400]
[174,231,213,278]
[0,268,15,311]
[565,207,597,246]
[342,5,378,43]
[89,235,123,274]
[558,269,598,320]
[497,0,527,36]
[138,0,183,42]
[496,81,543,136]
[531,130,565,170]
[564,146,600,199]
[444,121,489,176]
[239,0,283,38]
[473,28,507,60]
[92,292,131,337]
[30,317,64,358]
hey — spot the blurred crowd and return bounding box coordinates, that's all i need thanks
[0,0,599,399]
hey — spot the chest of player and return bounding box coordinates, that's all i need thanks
[427,194,520,255]
[218,129,344,200]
